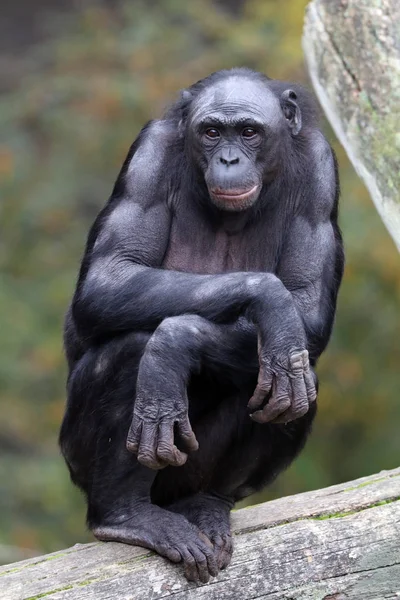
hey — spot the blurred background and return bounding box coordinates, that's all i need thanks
[1,0,399,564]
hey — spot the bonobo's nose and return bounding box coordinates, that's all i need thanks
[219,155,240,166]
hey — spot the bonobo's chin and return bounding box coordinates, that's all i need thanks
[208,185,261,212]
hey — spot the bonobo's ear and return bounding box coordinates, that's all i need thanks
[280,89,302,136]
[180,89,193,104]
[178,89,193,135]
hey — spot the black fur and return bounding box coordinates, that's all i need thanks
[60,68,344,583]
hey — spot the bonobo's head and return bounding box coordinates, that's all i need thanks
[184,70,302,212]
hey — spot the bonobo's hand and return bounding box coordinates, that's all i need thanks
[248,348,317,423]
[247,278,317,423]
[126,368,198,470]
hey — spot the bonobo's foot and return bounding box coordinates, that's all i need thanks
[248,349,317,423]
[168,493,233,570]
[126,352,198,469]
[92,505,218,583]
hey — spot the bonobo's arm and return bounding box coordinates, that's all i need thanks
[128,315,315,469]
[278,215,342,360]
[248,131,344,423]
[280,132,343,360]
[73,120,305,360]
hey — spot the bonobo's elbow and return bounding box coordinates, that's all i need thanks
[71,285,108,341]
[71,273,140,340]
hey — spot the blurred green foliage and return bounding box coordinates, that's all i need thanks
[1,0,399,559]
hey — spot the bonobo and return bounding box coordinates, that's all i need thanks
[60,68,344,583]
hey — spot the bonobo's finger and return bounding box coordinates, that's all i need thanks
[290,351,304,375]
[126,416,142,454]
[251,375,290,423]
[302,350,317,403]
[177,414,199,452]
[247,369,273,411]
[273,374,308,423]
[137,422,164,469]
[291,372,309,416]
[157,421,187,467]
[304,370,317,403]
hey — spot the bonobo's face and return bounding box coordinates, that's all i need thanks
[189,77,287,212]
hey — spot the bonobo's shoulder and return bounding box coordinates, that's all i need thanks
[122,119,178,187]
[132,119,177,156]
[304,128,337,181]
[112,119,178,197]
[307,129,334,159]
[303,129,339,217]
[142,119,177,140]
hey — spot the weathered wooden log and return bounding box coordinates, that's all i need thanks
[1,467,400,599]
[303,0,400,250]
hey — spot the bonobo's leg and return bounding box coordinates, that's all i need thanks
[60,332,218,583]
[128,314,317,569]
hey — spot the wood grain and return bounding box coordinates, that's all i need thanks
[1,467,400,599]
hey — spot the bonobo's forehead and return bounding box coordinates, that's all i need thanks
[190,77,282,126]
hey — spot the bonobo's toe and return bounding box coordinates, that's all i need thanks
[92,507,219,583]
[212,533,233,569]
[167,493,233,574]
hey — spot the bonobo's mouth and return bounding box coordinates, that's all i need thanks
[211,184,259,202]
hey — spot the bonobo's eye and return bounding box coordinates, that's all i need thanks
[205,128,220,139]
[242,127,257,139]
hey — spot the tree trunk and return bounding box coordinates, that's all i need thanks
[303,0,400,251]
[2,467,400,599]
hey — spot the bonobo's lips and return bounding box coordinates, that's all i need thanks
[211,185,259,202]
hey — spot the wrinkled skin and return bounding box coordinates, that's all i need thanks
[60,68,344,583]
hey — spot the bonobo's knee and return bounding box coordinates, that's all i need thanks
[148,315,208,352]
[246,272,292,310]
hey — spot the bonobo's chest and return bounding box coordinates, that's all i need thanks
[162,205,278,274]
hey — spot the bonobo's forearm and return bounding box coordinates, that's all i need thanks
[73,265,301,344]
[129,313,317,469]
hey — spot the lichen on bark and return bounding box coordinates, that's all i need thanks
[303,0,400,250]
